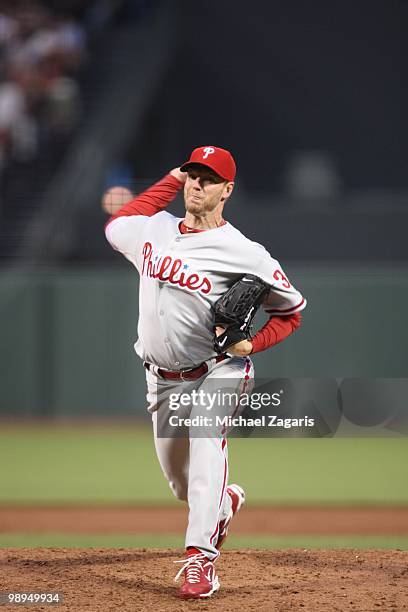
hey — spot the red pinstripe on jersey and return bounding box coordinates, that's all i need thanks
[265,297,305,315]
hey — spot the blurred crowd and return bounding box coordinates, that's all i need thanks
[0,0,152,230]
[0,0,88,176]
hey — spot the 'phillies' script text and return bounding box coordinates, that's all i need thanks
[142,242,212,294]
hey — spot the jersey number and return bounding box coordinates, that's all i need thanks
[273,269,291,288]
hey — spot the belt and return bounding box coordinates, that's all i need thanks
[144,354,228,381]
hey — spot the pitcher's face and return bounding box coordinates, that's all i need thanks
[184,165,234,215]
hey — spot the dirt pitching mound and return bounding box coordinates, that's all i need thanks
[0,548,407,611]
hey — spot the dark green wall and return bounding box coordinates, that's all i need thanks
[1,267,406,417]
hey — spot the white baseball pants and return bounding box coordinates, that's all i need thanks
[146,356,254,560]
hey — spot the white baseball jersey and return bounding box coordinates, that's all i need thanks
[106,211,306,370]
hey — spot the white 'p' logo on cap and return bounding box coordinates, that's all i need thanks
[202,147,215,159]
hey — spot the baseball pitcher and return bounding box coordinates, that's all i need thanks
[104,146,306,599]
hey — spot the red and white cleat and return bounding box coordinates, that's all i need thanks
[216,483,245,550]
[174,551,220,599]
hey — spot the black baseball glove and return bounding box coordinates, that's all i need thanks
[213,275,270,354]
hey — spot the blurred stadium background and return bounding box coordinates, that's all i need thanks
[0,0,407,549]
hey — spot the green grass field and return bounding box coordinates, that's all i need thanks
[0,425,407,505]
[1,425,407,548]
[1,534,407,549]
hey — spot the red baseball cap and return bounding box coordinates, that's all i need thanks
[180,146,236,181]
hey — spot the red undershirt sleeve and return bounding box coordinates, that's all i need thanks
[105,174,183,228]
[250,312,302,354]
